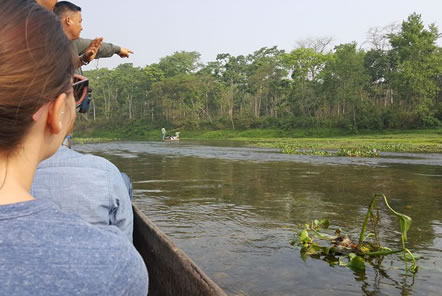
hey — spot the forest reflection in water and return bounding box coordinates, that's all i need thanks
[77,141,442,296]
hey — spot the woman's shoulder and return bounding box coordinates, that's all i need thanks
[0,199,148,295]
[0,198,133,258]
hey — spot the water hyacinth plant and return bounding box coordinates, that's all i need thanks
[280,144,379,157]
[279,143,333,156]
[291,194,418,273]
[335,147,379,157]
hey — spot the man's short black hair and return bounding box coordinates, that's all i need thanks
[54,1,81,20]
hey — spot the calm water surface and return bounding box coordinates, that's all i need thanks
[77,141,442,296]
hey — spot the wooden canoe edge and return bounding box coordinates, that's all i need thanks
[132,204,228,296]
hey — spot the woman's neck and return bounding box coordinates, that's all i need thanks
[0,152,38,205]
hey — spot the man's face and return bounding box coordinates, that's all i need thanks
[67,11,83,40]
[36,0,58,11]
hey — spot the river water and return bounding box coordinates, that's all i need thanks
[76,141,442,296]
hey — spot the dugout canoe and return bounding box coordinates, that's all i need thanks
[132,204,227,296]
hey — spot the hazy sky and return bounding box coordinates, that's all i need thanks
[74,0,442,70]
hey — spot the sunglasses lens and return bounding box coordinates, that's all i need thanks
[72,76,88,103]
[73,87,81,102]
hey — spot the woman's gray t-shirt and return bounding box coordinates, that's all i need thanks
[0,199,148,296]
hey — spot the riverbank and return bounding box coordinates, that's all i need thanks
[74,128,442,153]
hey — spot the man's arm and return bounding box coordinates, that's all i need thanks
[74,38,130,59]
[108,163,134,242]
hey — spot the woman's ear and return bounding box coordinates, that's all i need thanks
[47,93,67,134]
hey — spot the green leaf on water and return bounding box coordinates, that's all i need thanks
[312,219,329,230]
[347,253,366,272]
[319,219,330,229]
[321,246,331,255]
[339,253,366,272]
[304,243,323,256]
[299,229,311,245]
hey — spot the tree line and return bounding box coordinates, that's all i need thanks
[82,13,442,131]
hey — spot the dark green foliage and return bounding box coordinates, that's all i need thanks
[77,14,441,135]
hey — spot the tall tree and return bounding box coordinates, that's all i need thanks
[281,47,331,119]
[158,51,201,78]
[323,43,369,125]
[389,13,442,126]
[213,53,248,128]
[246,46,286,118]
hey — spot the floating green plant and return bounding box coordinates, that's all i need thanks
[291,194,418,273]
[279,144,333,156]
[73,137,120,144]
[335,147,379,157]
[280,144,379,157]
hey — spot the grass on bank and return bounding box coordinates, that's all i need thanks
[74,128,442,153]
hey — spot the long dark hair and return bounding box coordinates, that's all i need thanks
[0,0,75,153]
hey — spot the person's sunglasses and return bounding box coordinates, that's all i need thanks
[72,74,89,106]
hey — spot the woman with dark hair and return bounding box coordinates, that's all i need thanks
[0,0,148,294]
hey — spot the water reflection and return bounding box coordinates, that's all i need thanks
[76,141,442,296]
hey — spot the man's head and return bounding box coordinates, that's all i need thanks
[35,0,58,11]
[54,1,82,40]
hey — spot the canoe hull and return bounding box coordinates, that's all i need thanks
[132,205,227,296]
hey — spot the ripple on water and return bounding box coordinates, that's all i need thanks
[75,141,442,167]
[79,141,442,296]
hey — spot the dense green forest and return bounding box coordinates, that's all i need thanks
[80,14,442,133]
